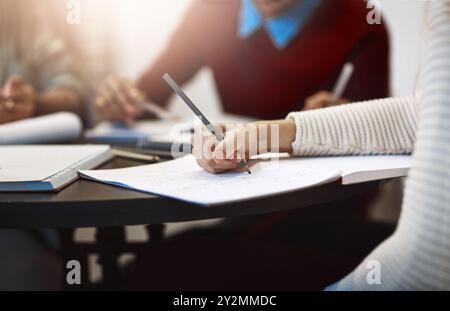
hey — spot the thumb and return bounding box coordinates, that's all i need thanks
[213,130,240,162]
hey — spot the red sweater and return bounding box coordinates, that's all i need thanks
[138,0,390,120]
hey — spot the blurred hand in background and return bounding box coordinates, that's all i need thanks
[95,76,146,125]
[303,91,349,111]
[0,76,37,124]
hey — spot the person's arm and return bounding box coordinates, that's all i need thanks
[96,0,206,124]
[136,0,205,106]
[194,96,419,173]
[0,76,81,124]
[33,35,86,118]
[288,96,418,156]
[35,88,81,116]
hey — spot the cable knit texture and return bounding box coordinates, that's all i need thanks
[287,96,419,156]
[289,0,450,290]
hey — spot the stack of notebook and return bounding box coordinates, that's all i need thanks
[0,145,112,192]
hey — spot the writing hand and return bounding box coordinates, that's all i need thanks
[193,120,296,174]
[192,124,250,174]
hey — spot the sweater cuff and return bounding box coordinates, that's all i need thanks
[286,112,303,156]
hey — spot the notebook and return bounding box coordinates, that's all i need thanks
[0,145,112,192]
[80,154,411,206]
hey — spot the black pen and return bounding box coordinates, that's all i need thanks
[163,73,251,174]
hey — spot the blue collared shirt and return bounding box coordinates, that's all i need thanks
[238,0,322,49]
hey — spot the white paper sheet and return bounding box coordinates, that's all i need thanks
[80,155,341,205]
[288,155,412,184]
[80,154,412,206]
[0,112,82,144]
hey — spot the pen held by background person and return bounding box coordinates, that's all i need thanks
[303,63,354,111]
[329,62,354,106]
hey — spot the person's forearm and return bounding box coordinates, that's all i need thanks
[246,97,420,158]
[287,97,419,157]
[251,119,296,154]
[35,88,83,117]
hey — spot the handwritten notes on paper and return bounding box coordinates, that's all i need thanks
[80,155,340,205]
[80,155,411,206]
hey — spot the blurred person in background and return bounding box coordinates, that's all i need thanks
[96,0,390,123]
[0,0,87,290]
[0,0,86,125]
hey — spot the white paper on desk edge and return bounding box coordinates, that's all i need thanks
[79,156,342,206]
[79,155,412,206]
[0,112,82,144]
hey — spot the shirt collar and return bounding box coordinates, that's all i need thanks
[238,0,321,49]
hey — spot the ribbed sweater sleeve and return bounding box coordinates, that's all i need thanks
[287,97,419,157]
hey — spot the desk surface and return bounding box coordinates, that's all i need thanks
[0,158,380,229]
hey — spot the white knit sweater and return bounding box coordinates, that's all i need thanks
[288,0,450,290]
[288,96,419,156]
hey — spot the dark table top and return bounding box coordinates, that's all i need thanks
[0,158,381,229]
